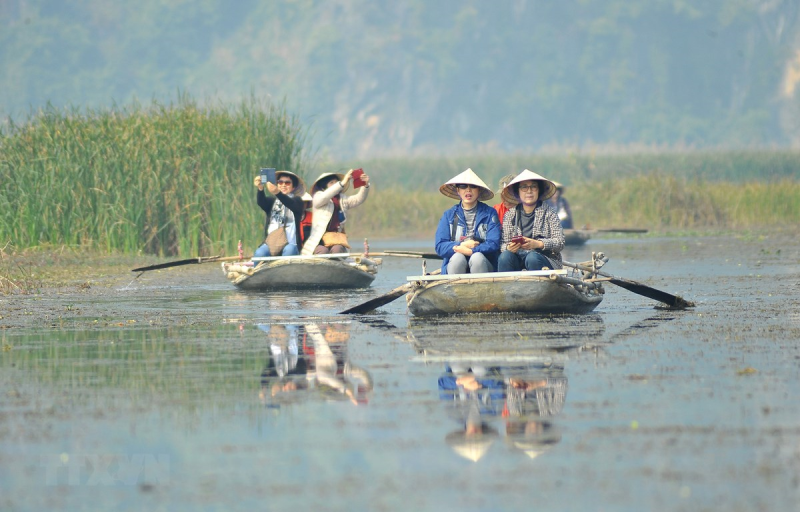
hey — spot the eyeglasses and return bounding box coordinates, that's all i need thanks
[276,180,294,185]
[518,184,538,192]
[455,184,479,190]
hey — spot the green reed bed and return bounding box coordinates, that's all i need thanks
[0,95,308,256]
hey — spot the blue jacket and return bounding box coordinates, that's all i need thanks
[435,202,501,274]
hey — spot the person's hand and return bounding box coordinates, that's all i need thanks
[254,175,264,190]
[453,244,473,257]
[522,238,544,251]
[265,181,279,195]
[342,169,354,183]
[507,241,521,253]
[519,237,537,251]
[461,239,479,250]
[456,375,482,391]
[360,173,370,185]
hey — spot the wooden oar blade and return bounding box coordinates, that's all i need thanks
[562,260,694,309]
[132,255,244,272]
[131,258,198,272]
[340,283,414,314]
[609,277,693,309]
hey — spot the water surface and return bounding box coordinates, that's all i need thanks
[1,235,799,511]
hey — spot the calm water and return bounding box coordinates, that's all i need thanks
[1,235,799,511]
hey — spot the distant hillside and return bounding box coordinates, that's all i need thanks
[2,0,800,158]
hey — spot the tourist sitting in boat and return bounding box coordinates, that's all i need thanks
[435,168,501,274]
[546,181,573,229]
[302,169,371,255]
[498,170,565,272]
[253,170,306,260]
[493,173,517,224]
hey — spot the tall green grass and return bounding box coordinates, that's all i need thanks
[0,94,308,256]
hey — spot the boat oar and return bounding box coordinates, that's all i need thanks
[131,255,243,272]
[562,260,694,309]
[341,269,442,314]
[592,228,648,234]
[378,250,441,259]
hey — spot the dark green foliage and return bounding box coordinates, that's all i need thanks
[0,95,307,256]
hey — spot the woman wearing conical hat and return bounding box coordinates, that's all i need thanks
[546,181,574,229]
[301,169,371,255]
[434,168,502,275]
[498,169,565,272]
[253,170,307,259]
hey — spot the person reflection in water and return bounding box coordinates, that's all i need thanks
[305,323,372,406]
[258,324,308,405]
[259,323,372,407]
[439,363,505,462]
[502,371,567,459]
[438,361,568,461]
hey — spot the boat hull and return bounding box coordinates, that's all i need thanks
[223,257,377,290]
[564,229,591,246]
[406,274,603,316]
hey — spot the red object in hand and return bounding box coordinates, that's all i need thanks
[352,168,366,188]
[511,235,525,244]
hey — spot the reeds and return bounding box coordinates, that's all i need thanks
[0,94,308,256]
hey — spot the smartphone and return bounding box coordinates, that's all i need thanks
[352,168,366,188]
[511,235,525,244]
[260,168,277,185]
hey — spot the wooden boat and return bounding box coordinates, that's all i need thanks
[564,229,592,246]
[405,269,604,316]
[222,254,381,290]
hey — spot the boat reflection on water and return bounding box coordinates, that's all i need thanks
[409,315,600,462]
[258,322,372,407]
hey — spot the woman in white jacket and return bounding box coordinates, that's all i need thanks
[301,169,371,255]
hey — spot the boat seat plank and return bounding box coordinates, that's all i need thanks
[407,269,567,282]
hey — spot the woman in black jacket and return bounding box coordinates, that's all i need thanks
[253,170,306,259]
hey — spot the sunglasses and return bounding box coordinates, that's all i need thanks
[276,179,294,185]
[455,184,479,190]
[518,184,538,192]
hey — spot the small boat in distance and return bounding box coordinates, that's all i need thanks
[405,269,604,317]
[222,254,381,290]
[564,229,592,246]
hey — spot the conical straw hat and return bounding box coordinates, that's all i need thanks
[500,169,557,205]
[445,430,498,462]
[311,172,344,192]
[439,168,494,201]
[497,174,517,195]
[275,170,306,197]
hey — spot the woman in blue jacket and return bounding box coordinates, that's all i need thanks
[435,168,501,274]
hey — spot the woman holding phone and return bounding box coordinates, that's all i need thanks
[434,168,501,275]
[497,169,565,272]
[302,169,371,255]
[252,170,306,260]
